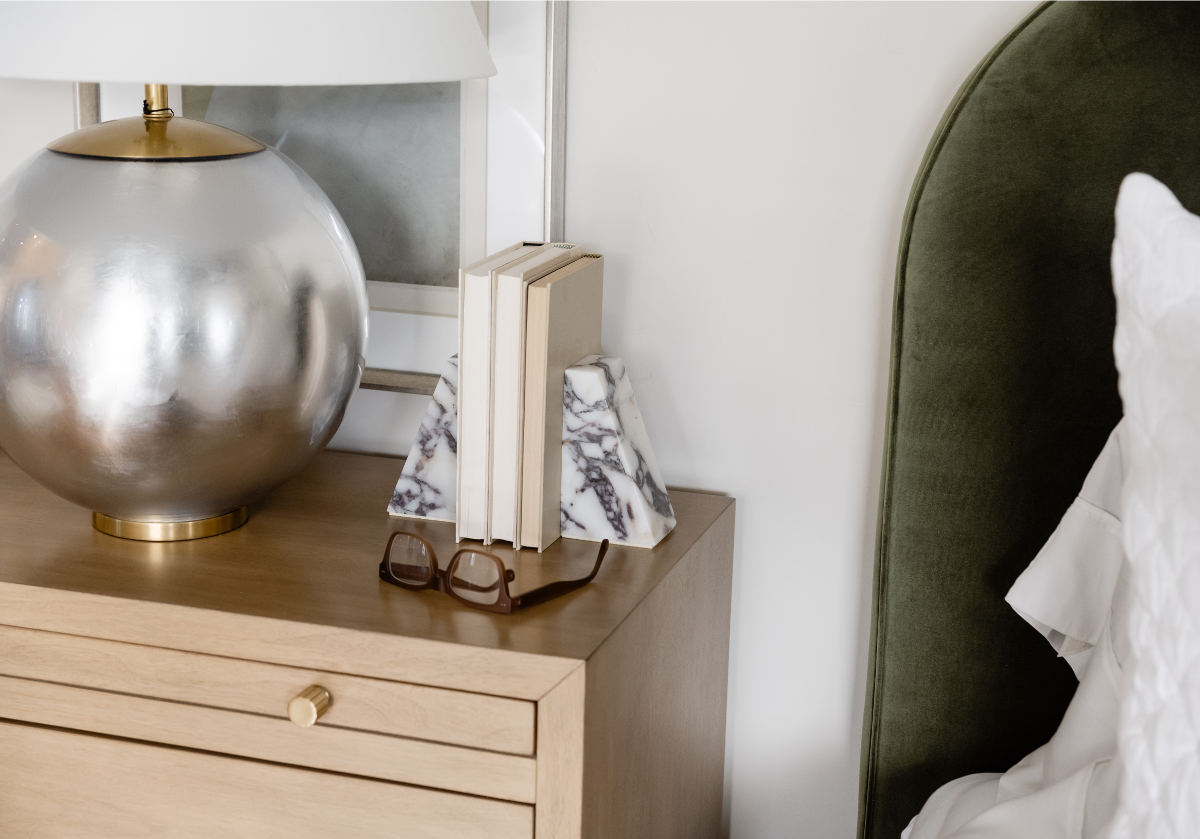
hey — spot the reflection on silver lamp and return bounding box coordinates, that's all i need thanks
[0,2,495,540]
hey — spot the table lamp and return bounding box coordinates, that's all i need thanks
[0,2,495,541]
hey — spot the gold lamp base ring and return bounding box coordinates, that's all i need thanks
[92,508,249,542]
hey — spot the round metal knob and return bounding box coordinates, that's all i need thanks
[288,685,332,728]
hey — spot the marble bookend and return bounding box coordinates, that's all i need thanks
[387,355,457,522]
[560,355,676,548]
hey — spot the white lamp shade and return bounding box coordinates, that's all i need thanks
[0,1,496,85]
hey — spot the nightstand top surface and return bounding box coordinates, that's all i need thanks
[0,450,733,692]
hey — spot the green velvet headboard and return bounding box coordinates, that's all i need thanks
[859,4,1200,838]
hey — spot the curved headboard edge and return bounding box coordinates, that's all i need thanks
[856,2,1200,836]
[857,7,1050,838]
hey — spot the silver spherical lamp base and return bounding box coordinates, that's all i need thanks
[0,104,368,540]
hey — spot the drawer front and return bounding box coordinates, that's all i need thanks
[0,623,534,754]
[0,720,533,838]
[0,675,536,803]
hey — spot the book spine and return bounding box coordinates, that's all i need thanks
[490,276,525,546]
[488,245,580,547]
[519,283,552,550]
[456,269,492,542]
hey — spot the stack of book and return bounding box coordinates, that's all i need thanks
[456,242,605,551]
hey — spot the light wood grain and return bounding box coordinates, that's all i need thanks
[0,623,534,754]
[359,367,439,395]
[0,449,736,837]
[580,503,736,839]
[535,665,586,837]
[0,674,537,802]
[0,582,576,700]
[0,449,732,679]
[0,721,533,838]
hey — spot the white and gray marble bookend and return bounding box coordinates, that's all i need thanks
[560,355,676,548]
[387,355,458,522]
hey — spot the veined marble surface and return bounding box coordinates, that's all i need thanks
[560,355,676,548]
[388,355,457,522]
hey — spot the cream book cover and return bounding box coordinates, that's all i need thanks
[456,241,545,543]
[519,255,604,551]
[488,243,581,546]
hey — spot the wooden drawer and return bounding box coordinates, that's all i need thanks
[0,623,534,753]
[0,721,533,838]
[0,624,537,803]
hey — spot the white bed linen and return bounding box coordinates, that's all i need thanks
[1109,172,1200,839]
[903,425,1128,839]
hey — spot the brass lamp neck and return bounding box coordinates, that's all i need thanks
[143,83,172,120]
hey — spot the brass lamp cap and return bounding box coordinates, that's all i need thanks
[48,115,265,161]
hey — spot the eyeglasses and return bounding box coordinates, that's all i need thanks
[379,531,610,614]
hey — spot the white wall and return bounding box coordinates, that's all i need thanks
[563,2,1036,836]
[0,79,75,169]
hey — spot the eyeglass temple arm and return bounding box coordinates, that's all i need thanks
[512,540,609,610]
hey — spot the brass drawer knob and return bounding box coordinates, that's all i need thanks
[287,684,332,728]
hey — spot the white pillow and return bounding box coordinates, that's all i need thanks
[1109,172,1200,839]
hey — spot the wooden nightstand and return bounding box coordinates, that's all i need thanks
[0,450,734,838]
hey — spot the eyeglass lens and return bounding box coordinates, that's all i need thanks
[449,551,503,605]
[387,534,432,586]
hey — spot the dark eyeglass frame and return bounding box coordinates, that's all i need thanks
[379,531,610,614]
